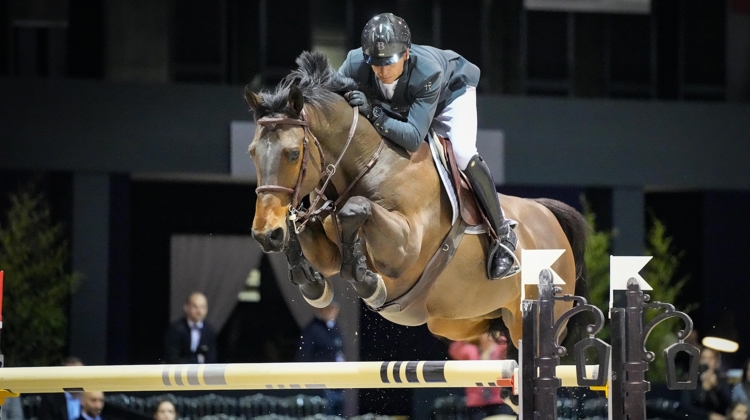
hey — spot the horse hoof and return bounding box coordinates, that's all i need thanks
[303,278,334,308]
[362,273,387,308]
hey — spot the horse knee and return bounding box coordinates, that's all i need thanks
[338,197,372,238]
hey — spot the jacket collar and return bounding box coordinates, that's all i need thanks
[369,56,416,109]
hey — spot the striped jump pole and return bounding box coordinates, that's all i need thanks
[0,360,515,393]
[0,360,605,394]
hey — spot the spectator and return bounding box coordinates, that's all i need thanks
[296,302,345,416]
[449,333,515,420]
[681,347,732,420]
[153,400,177,420]
[164,292,217,364]
[38,357,84,420]
[729,402,749,420]
[2,396,25,420]
[733,359,750,406]
[77,392,104,420]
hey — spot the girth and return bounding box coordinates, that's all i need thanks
[372,218,467,317]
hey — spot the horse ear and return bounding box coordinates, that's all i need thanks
[244,85,263,112]
[288,85,305,116]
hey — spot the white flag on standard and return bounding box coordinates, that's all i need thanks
[520,249,566,303]
[609,255,653,311]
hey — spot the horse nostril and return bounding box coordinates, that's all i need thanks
[268,227,285,248]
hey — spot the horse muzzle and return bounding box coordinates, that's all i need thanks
[251,226,287,253]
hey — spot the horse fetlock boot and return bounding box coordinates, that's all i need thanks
[284,229,333,308]
[351,271,387,309]
[288,260,333,308]
[340,238,368,283]
[301,277,334,309]
[340,238,387,308]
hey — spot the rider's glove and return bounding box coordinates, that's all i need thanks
[347,91,376,122]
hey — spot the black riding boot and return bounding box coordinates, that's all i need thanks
[464,154,519,279]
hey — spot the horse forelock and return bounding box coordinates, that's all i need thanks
[253,51,359,120]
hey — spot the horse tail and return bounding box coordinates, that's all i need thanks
[533,198,592,355]
[532,198,590,292]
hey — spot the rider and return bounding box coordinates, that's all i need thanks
[339,12,518,280]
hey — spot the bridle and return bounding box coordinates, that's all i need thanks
[255,110,324,209]
[254,103,385,234]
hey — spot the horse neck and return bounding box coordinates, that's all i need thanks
[307,102,384,184]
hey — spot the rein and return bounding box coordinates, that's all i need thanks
[254,104,385,234]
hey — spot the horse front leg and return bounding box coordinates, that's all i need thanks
[285,218,341,308]
[337,196,420,308]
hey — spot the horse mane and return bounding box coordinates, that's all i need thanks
[254,51,359,119]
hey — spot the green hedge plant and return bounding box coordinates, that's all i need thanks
[0,182,80,367]
[583,200,694,383]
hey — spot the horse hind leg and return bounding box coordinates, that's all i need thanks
[285,225,334,308]
[338,197,387,308]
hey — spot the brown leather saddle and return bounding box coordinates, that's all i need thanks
[435,135,487,229]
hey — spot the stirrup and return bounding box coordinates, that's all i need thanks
[486,240,521,280]
[495,241,521,279]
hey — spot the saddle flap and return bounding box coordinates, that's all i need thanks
[437,136,483,227]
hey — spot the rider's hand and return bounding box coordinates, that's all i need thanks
[347,91,373,120]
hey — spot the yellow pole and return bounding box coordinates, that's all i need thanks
[0,361,515,393]
[0,361,603,393]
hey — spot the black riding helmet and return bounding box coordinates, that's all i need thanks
[361,13,411,66]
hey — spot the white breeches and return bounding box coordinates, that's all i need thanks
[433,86,478,170]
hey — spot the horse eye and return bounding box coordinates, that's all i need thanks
[288,149,300,162]
[248,144,256,157]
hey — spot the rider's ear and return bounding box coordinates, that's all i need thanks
[288,85,305,117]
[244,85,263,112]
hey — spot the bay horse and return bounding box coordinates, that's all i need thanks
[244,51,589,348]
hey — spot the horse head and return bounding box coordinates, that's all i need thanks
[244,85,325,252]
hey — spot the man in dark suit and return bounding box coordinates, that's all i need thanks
[163,292,217,364]
[38,357,84,420]
[76,392,104,420]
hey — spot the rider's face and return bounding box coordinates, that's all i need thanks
[371,50,409,85]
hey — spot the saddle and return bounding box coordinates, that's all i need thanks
[427,132,485,231]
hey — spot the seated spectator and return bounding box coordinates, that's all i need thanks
[681,347,732,420]
[39,357,84,420]
[2,396,25,420]
[77,392,105,420]
[449,333,515,420]
[733,359,750,406]
[153,400,177,420]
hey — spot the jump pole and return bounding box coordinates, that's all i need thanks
[0,360,519,393]
[0,360,608,395]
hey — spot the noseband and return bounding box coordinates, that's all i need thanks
[254,104,385,233]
